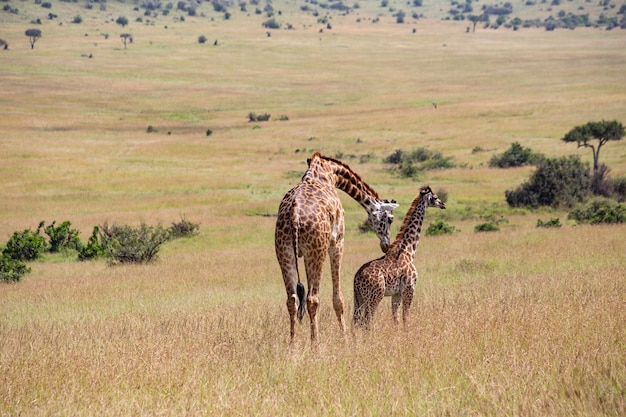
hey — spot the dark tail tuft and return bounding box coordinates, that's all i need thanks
[296,282,306,322]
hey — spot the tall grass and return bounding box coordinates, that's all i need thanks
[1,224,624,415]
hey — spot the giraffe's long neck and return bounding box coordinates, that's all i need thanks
[393,195,427,258]
[307,153,380,209]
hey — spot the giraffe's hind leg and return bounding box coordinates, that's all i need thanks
[286,291,297,343]
[329,237,346,336]
[304,253,324,344]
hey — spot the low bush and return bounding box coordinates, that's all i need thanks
[536,218,561,228]
[262,17,280,29]
[248,112,271,122]
[44,220,80,253]
[100,222,172,264]
[425,219,456,235]
[505,156,591,208]
[489,142,544,168]
[0,254,31,283]
[590,164,613,198]
[567,198,626,224]
[384,148,455,178]
[2,222,47,261]
[474,222,499,232]
[170,217,200,238]
[77,226,105,261]
[613,176,626,202]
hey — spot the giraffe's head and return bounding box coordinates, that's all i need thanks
[421,186,447,210]
[368,199,399,253]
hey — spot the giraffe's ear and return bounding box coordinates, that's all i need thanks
[380,202,399,212]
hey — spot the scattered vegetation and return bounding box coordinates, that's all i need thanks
[536,218,561,228]
[1,217,200,281]
[248,112,271,122]
[0,254,30,283]
[44,220,80,253]
[489,142,543,168]
[262,17,280,29]
[474,221,499,232]
[99,222,171,264]
[116,16,129,27]
[425,219,456,235]
[567,198,626,225]
[2,222,47,262]
[169,216,200,238]
[384,148,455,178]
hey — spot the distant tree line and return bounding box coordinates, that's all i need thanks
[448,0,626,30]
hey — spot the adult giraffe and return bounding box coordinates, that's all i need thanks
[275,152,398,344]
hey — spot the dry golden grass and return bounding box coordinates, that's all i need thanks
[1,10,625,416]
[1,225,624,416]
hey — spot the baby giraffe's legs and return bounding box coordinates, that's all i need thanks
[391,294,402,324]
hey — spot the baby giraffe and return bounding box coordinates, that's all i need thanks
[353,185,446,329]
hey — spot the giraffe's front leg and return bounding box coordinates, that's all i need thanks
[401,287,414,327]
[401,271,417,327]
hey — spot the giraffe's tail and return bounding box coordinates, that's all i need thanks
[292,209,306,323]
[296,281,306,322]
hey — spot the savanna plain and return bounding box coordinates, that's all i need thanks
[1,2,625,415]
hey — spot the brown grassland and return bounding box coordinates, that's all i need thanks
[1,3,625,416]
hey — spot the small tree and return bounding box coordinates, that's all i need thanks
[468,14,485,31]
[562,120,625,173]
[120,33,132,49]
[25,28,42,49]
[395,10,406,24]
[116,16,129,27]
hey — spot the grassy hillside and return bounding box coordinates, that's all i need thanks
[1,1,625,415]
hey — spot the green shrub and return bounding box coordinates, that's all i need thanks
[536,218,562,228]
[170,217,200,238]
[489,142,544,168]
[505,156,591,208]
[248,112,271,122]
[384,147,455,178]
[0,254,31,283]
[100,222,172,264]
[262,18,280,29]
[590,164,614,198]
[2,222,47,261]
[567,198,626,224]
[44,220,80,253]
[474,222,499,232]
[613,176,626,202]
[77,226,105,261]
[425,219,456,235]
